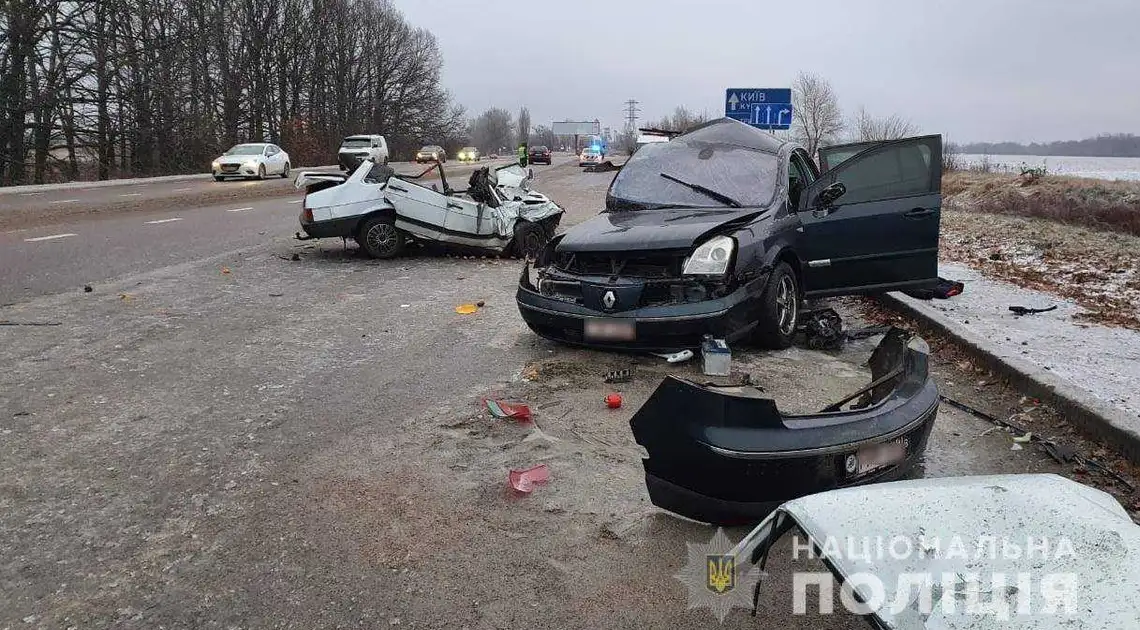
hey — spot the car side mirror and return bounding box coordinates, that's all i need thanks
[816,182,846,207]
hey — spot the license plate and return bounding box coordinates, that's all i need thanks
[854,437,908,475]
[584,318,635,341]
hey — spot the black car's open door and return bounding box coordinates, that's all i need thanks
[817,140,882,172]
[798,135,942,297]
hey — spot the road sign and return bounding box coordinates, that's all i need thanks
[725,88,793,130]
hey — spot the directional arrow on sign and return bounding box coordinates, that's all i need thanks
[728,93,739,111]
[779,109,790,125]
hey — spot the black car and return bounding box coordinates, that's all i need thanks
[516,117,942,350]
[528,145,552,165]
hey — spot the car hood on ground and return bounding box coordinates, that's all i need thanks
[555,207,766,253]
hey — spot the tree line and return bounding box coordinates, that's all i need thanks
[0,0,466,186]
[959,134,1140,158]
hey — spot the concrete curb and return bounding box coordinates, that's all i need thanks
[0,165,339,195]
[879,291,1140,464]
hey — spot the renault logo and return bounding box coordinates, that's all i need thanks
[602,290,617,309]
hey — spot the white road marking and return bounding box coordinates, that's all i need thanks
[50,199,80,204]
[119,193,143,197]
[24,233,77,242]
[19,192,43,196]
[172,187,192,192]
[145,217,183,224]
[227,207,253,213]
[287,199,303,204]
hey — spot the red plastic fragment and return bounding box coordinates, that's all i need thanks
[484,398,532,422]
[508,464,550,493]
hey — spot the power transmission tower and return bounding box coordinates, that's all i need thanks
[623,99,640,131]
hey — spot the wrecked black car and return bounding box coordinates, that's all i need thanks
[630,328,938,525]
[516,117,942,350]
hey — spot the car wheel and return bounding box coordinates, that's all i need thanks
[355,216,404,259]
[281,162,290,178]
[213,175,224,182]
[752,261,800,349]
[512,220,548,259]
[257,164,266,180]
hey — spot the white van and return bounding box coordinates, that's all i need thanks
[338,135,389,171]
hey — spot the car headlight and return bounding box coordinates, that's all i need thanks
[682,235,735,275]
[211,161,220,170]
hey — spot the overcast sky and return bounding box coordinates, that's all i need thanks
[397,0,1139,144]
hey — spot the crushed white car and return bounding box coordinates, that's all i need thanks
[294,160,563,259]
[731,474,1140,628]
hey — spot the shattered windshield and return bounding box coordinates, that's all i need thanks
[606,119,780,211]
[341,138,372,149]
[225,144,264,156]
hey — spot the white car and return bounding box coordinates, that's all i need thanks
[211,143,291,181]
[338,135,388,171]
[579,147,603,167]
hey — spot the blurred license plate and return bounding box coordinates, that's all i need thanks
[584,318,635,341]
[855,438,908,475]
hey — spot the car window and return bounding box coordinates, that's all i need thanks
[342,138,371,149]
[226,145,263,156]
[364,162,395,184]
[607,136,779,210]
[818,140,935,206]
[788,154,813,208]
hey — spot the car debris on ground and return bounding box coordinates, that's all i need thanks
[700,336,731,376]
[630,328,938,524]
[484,398,532,422]
[903,276,965,300]
[732,474,1140,628]
[295,160,563,259]
[508,464,550,493]
[602,369,632,384]
[1009,304,1058,315]
[652,349,694,363]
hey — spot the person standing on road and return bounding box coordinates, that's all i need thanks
[517,142,528,168]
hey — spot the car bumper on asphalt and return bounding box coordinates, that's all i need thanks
[515,263,763,351]
[629,328,939,525]
[298,212,358,239]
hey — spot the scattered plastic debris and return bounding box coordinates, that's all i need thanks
[221,267,231,275]
[652,349,693,364]
[799,308,845,350]
[485,398,532,422]
[904,277,964,300]
[605,393,623,409]
[455,303,479,314]
[603,369,632,384]
[508,464,550,493]
[83,284,93,293]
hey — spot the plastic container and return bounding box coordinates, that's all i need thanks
[701,336,732,377]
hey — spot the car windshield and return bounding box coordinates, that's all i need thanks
[225,144,264,156]
[606,119,780,211]
[341,138,372,149]
[462,147,477,153]
[420,146,440,152]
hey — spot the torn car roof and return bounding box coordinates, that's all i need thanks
[734,474,1140,629]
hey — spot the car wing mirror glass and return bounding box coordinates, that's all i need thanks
[817,182,846,207]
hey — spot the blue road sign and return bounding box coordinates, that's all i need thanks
[725,88,793,130]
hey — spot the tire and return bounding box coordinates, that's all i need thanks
[512,220,549,259]
[751,261,800,349]
[355,216,404,259]
[281,162,290,178]
[257,164,266,180]
[213,175,224,182]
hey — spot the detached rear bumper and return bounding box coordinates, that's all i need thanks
[516,265,763,351]
[630,329,939,524]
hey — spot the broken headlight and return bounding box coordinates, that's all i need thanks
[682,235,734,276]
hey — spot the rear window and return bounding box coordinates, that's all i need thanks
[341,138,372,149]
[532,146,548,152]
[607,138,779,210]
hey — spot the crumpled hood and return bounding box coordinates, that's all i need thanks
[556,207,766,253]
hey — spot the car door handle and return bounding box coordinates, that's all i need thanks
[905,207,935,218]
[389,185,408,193]
[447,203,463,210]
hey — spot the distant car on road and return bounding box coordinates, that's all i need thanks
[212,143,290,181]
[578,146,603,167]
[528,146,553,165]
[415,145,447,163]
[457,146,481,162]
[338,135,389,172]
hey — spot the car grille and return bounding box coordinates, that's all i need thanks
[221,165,239,173]
[558,252,684,278]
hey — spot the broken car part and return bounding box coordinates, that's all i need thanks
[603,369,632,384]
[294,160,563,259]
[516,118,943,351]
[652,349,694,364]
[630,328,937,524]
[700,336,731,376]
[732,474,1140,628]
[508,464,550,493]
[798,307,845,350]
[1009,304,1058,315]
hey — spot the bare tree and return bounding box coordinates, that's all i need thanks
[851,106,919,142]
[516,106,530,147]
[469,107,513,154]
[791,72,844,157]
[647,106,707,133]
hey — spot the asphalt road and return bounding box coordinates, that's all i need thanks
[1,156,1131,628]
[0,159,518,304]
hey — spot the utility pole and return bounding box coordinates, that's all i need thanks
[623,99,640,132]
